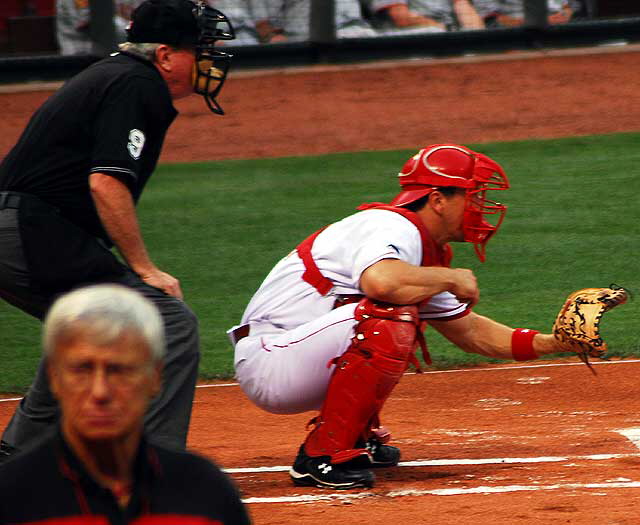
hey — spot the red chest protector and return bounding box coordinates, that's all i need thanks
[295,204,453,296]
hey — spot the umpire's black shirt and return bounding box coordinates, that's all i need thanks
[0,52,177,243]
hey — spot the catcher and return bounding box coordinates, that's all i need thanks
[228,144,628,490]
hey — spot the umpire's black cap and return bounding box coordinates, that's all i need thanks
[127,0,199,47]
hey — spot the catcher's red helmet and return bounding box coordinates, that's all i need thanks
[390,144,510,262]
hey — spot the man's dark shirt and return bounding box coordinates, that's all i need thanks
[0,52,177,243]
[0,431,251,524]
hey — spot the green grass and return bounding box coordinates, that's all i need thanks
[1,132,638,392]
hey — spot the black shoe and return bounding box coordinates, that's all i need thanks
[365,439,400,468]
[0,441,17,465]
[289,446,375,489]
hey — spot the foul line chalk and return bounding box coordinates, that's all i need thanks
[243,480,640,504]
[195,358,640,391]
[0,383,237,403]
[2,359,640,403]
[225,452,637,474]
[196,358,640,388]
[0,397,22,403]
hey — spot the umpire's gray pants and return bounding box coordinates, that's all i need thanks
[0,207,200,451]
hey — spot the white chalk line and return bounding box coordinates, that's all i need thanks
[237,436,640,504]
[193,358,640,388]
[243,480,640,504]
[2,359,639,403]
[616,428,640,450]
[232,431,640,503]
[226,452,638,474]
[237,431,640,505]
[0,397,22,403]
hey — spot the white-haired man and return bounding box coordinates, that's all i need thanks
[0,284,251,524]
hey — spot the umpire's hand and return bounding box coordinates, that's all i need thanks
[140,268,184,299]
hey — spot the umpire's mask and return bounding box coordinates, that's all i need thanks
[191,2,234,115]
[127,0,235,115]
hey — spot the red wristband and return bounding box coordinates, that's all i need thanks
[511,328,540,361]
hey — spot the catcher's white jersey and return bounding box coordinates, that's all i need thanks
[230,209,468,414]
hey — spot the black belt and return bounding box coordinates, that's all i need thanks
[0,192,22,210]
[0,191,58,213]
[231,324,250,343]
[333,294,364,309]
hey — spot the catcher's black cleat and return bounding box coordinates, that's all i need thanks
[347,438,400,469]
[364,439,401,468]
[289,446,375,489]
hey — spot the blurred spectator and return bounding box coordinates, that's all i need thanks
[56,0,143,55]
[209,0,262,45]
[55,0,92,55]
[240,0,377,43]
[250,0,289,43]
[473,0,579,27]
[364,0,485,33]
[334,0,379,38]
[115,0,144,40]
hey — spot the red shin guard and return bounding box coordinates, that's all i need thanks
[304,299,421,463]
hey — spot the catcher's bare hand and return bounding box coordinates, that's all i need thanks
[552,285,629,373]
[449,268,479,308]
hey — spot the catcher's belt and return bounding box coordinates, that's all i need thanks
[333,294,364,309]
[228,324,250,345]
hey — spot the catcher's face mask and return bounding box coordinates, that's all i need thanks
[191,3,234,115]
[391,145,510,262]
[460,152,509,262]
[462,163,509,262]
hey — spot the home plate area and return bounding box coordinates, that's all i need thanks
[3,360,640,524]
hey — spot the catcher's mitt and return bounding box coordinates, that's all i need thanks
[552,285,629,374]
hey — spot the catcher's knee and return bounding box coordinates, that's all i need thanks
[345,298,421,374]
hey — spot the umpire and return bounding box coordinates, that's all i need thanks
[0,0,234,461]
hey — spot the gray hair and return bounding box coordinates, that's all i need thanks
[118,42,163,62]
[43,284,166,362]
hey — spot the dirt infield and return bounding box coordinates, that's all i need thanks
[197,360,640,525]
[2,45,640,523]
[2,45,640,162]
